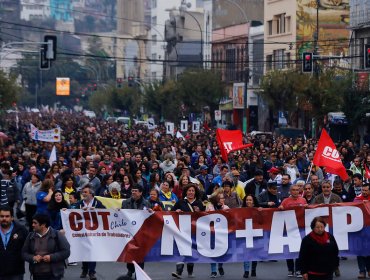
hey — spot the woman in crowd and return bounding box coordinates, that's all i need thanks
[242,194,259,278]
[159,181,178,203]
[148,188,164,211]
[48,163,61,183]
[61,174,78,196]
[105,181,123,199]
[284,155,300,183]
[22,173,42,230]
[97,166,108,182]
[206,189,229,278]
[36,179,54,215]
[139,162,151,182]
[48,190,69,230]
[299,216,339,280]
[96,174,114,197]
[149,172,161,192]
[121,174,134,199]
[133,168,149,198]
[172,174,190,200]
[171,184,205,279]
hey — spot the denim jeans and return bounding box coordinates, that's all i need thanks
[357,256,370,273]
[243,261,257,272]
[210,263,223,273]
[82,262,96,274]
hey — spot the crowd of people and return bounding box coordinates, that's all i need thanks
[0,111,369,280]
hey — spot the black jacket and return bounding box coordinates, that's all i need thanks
[299,232,339,275]
[76,197,106,209]
[172,198,205,212]
[244,179,268,197]
[258,190,283,208]
[22,227,70,278]
[0,222,28,276]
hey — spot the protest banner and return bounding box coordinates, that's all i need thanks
[30,124,61,142]
[61,202,370,263]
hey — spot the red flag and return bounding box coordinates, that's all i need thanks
[313,129,349,181]
[216,129,253,162]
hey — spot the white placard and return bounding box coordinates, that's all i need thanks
[215,110,221,121]
[192,121,200,133]
[180,120,188,132]
[166,122,174,135]
[147,118,156,130]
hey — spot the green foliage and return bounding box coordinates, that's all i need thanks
[0,70,20,109]
[260,68,349,127]
[89,85,142,117]
[177,69,226,114]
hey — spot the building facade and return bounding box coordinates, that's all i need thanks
[212,23,249,130]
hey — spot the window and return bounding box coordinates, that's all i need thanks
[270,14,291,35]
[152,0,157,8]
[152,53,157,60]
[284,52,291,68]
[152,72,157,80]
[266,55,273,71]
[273,49,284,69]
[152,35,157,45]
[268,20,273,35]
[151,16,157,25]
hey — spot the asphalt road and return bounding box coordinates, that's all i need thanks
[24,257,359,280]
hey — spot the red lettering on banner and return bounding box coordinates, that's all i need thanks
[69,211,111,231]
[69,212,83,231]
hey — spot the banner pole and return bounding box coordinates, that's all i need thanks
[306,162,313,183]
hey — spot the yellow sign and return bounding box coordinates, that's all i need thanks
[56,77,70,96]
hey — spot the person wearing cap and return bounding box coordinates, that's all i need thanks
[229,169,246,201]
[121,184,151,278]
[195,165,213,194]
[267,167,282,186]
[258,181,282,208]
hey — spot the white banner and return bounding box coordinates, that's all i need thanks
[165,122,174,135]
[192,121,200,133]
[180,120,188,132]
[30,124,61,142]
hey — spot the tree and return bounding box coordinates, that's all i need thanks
[0,70,20,110]
[143,80,181,122]
[176,69,226,118]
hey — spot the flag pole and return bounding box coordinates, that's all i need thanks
[306,162,313,183]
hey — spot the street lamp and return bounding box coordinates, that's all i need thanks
[217,0,249,133]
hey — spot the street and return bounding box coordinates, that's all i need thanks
[25,257,359,280]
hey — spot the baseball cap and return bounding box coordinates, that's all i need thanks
[267,167,280,174]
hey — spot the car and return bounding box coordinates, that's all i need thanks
[116,117,130,127]
[83,110,96,118]
[106,117,117,123]
[274,127,305,140]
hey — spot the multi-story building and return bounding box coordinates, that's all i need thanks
[164,8,204,80]
[264,0,350,72]
[149,0,198,81]
[20,0,50,21]
[350,0,370,70]
[50,0,73,22]
[212,23,249,130]
[116,0,148,82]
[0,0,21,42]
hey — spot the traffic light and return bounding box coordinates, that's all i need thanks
[116,78,123,88]
[43,35,57,61]
[128,76,134,87]
[93,83,97,91]
[302,52,313,73]
[364,45,370,69]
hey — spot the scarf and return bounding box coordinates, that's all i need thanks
[161,190,172,200]
[309,231,330,245]
[110,192,121,199]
